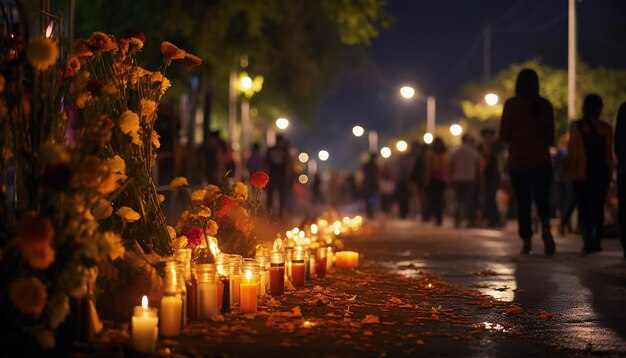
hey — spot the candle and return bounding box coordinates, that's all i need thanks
[240,268,258,313]
[292,248,306,288]
[326,247,334,271]
[316,247,327,279]
[216,253,230,313]
[132,296,158,353]
[284,247,294,281]
[229,255,242,306]
[335,251,359,269]
[160,261,183,337]
[309,256,316,276]
[269,252,285,296]
[255,249,269,298]
[197,264,218,320]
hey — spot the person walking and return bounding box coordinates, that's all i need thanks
[478,129,502,227]
[265,135,289,219]
[570,94,614,253]
[614,102,626,258]
[361,153,380,219]
[499,69,555,255]
[450,134,481,228]
[425,138,449,226]
[553,134,577,235]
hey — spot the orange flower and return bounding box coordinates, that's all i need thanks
[17,212,54,248]
[10,276,47,317]
[65,56,81,77]
[161,41,186,63]
[184,53,202,68]
[22,244,55,270]
[251,171,270,188]
[88,32,118,53]
[72,39,93,57]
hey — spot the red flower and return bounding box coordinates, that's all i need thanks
[17,212,54,248]
[217,195,238,218]
[250,171,269,188]
[183,227,203,247]
[86,79,103,95]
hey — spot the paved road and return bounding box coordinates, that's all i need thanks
[348,218,626,356]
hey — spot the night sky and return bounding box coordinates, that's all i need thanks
[290,0,626,171]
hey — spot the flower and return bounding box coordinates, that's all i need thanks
[217,195,238,218]
[158,194,165,203]
[97,172,126,194]
[169,176,189,189]
[22,244,55,270]
[151,130,161,148]
[64,56,81,77]
[140,99,157,119]
[35,329,55,350]
[161,41,186,64]
[115,206,140,222]
[39,142,69,166]
[92,199,113,219]
[107,155,126,174]
[203,184,221,200]
[151,72,171,96]
[207,220,219,236]
[75,92,92,109]
[183,227,203,247]
[171,236,188,250]
[233,181,249,200]
[166,226,177,239]
[184,53,202,68]
[72,39,93,57]
[251,171,270,188]
[10,276,47,317]
[87,32,117,53]
[197,205,212,218]
[17,212,54,248]
[27,36,59,71]
[102,83,118,98]
[191,189,206,203]
[119,110,141,145]
[102,231,125,260]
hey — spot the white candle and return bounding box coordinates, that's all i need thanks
[160,294,182,337]
[132,296,158,353]
[198,281,218,319]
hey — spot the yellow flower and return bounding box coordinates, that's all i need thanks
[171,236,188,250]
[75,71,90,92]
[119,110,141,145]
[151,72,171,95]
[98,172,126,194]
[169,176,189,189]
[197,205,212,218]
[158,194,165,203]
[208,220,219,236]
[102,231,125,260]
[102,84,118,98]
[115,206,140,222]
[151,130,161,148]
[0,74,5,94]
[88,32,118,53]
[141,99,157,119]
[92,199,113,219]
[166,226,177,239]
[191,189,206,203]
[10,276,47,317]
[233,182,248,200]
[107,155,126,174]
[39,142,69,165]
[203,184,221,199]
[27,36,58,71]
[75,92,92,109]
[22,244,55,270]
[129,37,144,50]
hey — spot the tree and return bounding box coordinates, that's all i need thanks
[459,59,626,136]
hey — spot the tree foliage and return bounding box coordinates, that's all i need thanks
[459,59,626,135]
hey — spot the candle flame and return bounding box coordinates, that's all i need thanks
[298,231,305,239]
[208,236,220,257]
[310,224,318,235]
[293,227,300,235]
[141,295,148,309]
[45,21,54,38]
[245,270,253,281]
[272,238,283,252]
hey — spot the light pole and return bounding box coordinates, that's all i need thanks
[398,85,436,137]
[352,125,377,153]
[237,71,263,178]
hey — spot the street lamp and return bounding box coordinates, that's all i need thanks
[352,125,365,137]
[399,86,415,99]
[399,85,436,135]
[396,140,408,152]
[485,93,499,107]
[423,132,434,144]
[450,124,463,137]
[298,152,309,163]
[318,150,329,161]
[380,147,392,159]
[352,125,378,153]
[276,117,289,130]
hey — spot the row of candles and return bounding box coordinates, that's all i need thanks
[131,215,363,353]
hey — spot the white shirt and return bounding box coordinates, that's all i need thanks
[450,143,480,182]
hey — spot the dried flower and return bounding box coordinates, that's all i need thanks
[75,92,92,109]
[64,56,81,77]
[107,155,126,174]
[151,72,171,96]
[169,176,189,189]
[88,32,117,53]
[97,172,126,194]
[251,171,270,188]
[115,206,140,222]
[197,205,212,218]
[166,226,177,239]
[161,41,186,64]
[184,53,202,68]
[17,212,54,248]
[10,276,47,317]
[207,220,219,236]
[140,99,157,119]
[171,236,188,250]
[191,189,206,203]
[203,184,221,200]
[158,194,165,203]
[217,195,238,218]
[72,39,93,57]
[92,199,113,219]
[102,231,125,260]
[102,83,118,98]
[22,244,55,270]
[119,110,141,145]
[27,36,59,71]
[183,227,203,247]
[233,182,248,200]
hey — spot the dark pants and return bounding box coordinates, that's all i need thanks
[618,174,626,254]
[509,168,552,239]
[482,181,501,226]
[574,175,609,251]
[452,181,476,226]
[267,177,286,219]
[555,180,576,226]
[396,179,411,219]
[427,179,446,226]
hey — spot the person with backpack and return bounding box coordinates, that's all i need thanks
[570,94,614,253]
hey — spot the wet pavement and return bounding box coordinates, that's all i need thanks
[348,218,626,356]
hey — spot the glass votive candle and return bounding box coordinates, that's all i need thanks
[316,247,328,279]
[292,247,306,288]
[269,252,285,296]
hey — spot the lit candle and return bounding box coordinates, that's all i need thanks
[326,247,334,271]
[292,248,306,288]
[316,247,328,279]
[269,252,285,296]
[239,269,258,313]
[197,264,219,320]
[160,295,182,337]
[132,296,158,353]
[335,251,359,269]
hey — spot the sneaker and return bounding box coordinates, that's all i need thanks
[542,231,555,256]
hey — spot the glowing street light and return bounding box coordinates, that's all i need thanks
[298,152,309,163]
[396,140,408,152]
[423,132,434,144]
[318,150,329,161]
[352,125,365,137]
[485,93,499,107]
[298,174,309,184]
[380,146,392,158]
[240,75,252,91]
[450,124,463,136]
[399,86,415,99]
[275,117,289,130]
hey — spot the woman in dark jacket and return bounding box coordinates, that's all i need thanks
[499,69,556,255]
[570,94,614,253]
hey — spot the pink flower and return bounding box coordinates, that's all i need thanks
[183,227,203,247]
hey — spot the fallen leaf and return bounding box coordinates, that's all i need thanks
[415,340,425,345]
[361,314,381,324]
[284,278,295,291]
[505,307,524,315]
[363,330,374,337]
[347,295,357,302]
[266,298,281,307]
[389,297,404,304]
[291,306,302,317]
[312,285,323,292]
